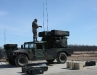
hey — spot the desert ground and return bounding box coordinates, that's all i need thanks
[0,51,97,75]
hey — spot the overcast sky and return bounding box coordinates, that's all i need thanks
[0,0,97,47]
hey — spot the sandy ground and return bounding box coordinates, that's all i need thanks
[0,60,97,75]
[0,52,97,75]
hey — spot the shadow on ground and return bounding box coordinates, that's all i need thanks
[0,61,58,69]
[17,72,28,75]
[27,61,58,66]
[0,64,18,68]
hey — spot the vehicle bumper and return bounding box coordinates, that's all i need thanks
[7,55,17,60]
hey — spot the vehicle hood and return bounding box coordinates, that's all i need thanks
[12,49,26,53]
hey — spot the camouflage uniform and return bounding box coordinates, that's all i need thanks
[32,19,42,41]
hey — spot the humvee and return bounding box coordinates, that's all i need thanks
[4,30,73,67]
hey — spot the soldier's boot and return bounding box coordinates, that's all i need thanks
[36,38,37,41]
[33,37,36,42]
[35,38,39,42]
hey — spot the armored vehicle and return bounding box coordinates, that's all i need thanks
[4,30,73,67]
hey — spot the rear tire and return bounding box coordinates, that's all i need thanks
[56,52,67,64]
[15,54,28,67]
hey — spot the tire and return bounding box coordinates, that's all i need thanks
[15,54,28,67]
[56,52,67,64]
[8,59,15,65]
[46,59,54,63]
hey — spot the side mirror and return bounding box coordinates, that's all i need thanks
[21,45,23,49]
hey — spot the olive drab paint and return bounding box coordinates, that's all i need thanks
[4,30,73,67]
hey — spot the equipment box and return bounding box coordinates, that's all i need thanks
[85,61,96,66]
[26,67,44,75]
[22,64,48,75]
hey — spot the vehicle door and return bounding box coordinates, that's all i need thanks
[24,43,33,59]
[34,43,45,59]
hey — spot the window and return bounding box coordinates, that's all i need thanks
[29,44,33,48]
[25,44,29,49]
[36,44,43,49]
[24,42,34,49]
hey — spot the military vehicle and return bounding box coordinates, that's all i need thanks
[4,30,73,67]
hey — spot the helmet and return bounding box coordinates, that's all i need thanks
[34,18,38,22]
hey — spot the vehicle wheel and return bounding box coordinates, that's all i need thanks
[8,59,15,65]
[46,59,54,63]
[15,54,28,67]
[56,52,67,64]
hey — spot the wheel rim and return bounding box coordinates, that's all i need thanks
[17,56,28,66]
[19,58,26,64]
[59,54,66,62]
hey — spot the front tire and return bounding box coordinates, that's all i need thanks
[15,54,28,67]
[56,52,67,64]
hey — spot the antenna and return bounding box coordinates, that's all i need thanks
[46,0,48,31]
[43,1,45,31]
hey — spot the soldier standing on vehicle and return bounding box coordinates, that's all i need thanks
[32,18,42,41]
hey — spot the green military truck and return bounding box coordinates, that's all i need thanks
[4,30,73,67]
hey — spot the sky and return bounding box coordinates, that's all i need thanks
[0,0,97,47]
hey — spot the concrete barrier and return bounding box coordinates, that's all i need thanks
[66,61,74,69]
[74,62,83,70]
[66,62,69,68]
[66,61,84,70]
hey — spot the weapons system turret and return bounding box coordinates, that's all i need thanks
[39,30,69,48]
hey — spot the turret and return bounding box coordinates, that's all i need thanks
[38,30,69,48]
[39,30,69,37]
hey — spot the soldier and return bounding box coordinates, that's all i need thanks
[32,18,42,41]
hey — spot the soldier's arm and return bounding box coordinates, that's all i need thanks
[34,22,42,28]
[38,26,42,28]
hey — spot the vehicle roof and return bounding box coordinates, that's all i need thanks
[24,41,46,44]
[4,44,17,46]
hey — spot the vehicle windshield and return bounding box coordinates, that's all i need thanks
[24,42,33,49]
